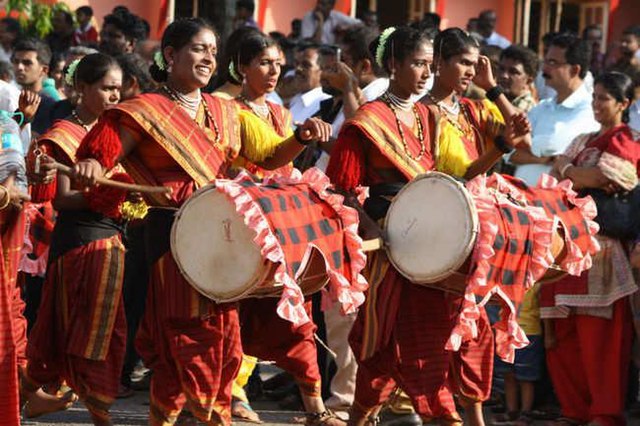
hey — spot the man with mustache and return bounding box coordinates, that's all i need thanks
[289,43,332,133]
[510,33,599,185]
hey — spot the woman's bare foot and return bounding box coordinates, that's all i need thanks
[232,399,262,423]
[23,389,77,418]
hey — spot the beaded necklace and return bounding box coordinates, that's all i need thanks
[239,95,270,120]
[425,92,476,139]
[381,92,426,161]
[71,109,91,132]
[163,85,221,145]
[385,90,413,111]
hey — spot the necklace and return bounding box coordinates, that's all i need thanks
[425,92,460,116]
[163,85,221,145]
[164,85,201,110]
[384,90,413,111]
[240,96,270,120]
[71,109,91,131]
[425,92,474,136]
[381,93,426,161]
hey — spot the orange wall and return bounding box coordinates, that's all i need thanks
[260,0,354,35]
[609,0,640,44]
[51,0,162,39]
[441,0,515,41]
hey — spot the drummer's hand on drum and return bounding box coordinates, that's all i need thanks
[73,158,104,187]
[504,112,531,149]
[295,117,332,144]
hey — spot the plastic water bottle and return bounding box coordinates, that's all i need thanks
[0,109,28,191]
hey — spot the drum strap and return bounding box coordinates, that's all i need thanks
[362,183,405,221]
[144,207,178,266]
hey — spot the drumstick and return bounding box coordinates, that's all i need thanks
[361,237,384,252]
[51,161,172,195]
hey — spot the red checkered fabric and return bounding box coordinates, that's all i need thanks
[453,173,598,362]
[216,168,367,325]
[237,178,347,279]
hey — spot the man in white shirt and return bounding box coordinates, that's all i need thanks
[478,10,511,49]
[629,99,640,132]
[289,43,332,125]
[300,0,360,45]
[510,34,599,185]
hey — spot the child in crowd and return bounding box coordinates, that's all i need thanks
[73,6,98,46]
[494,283,544,425]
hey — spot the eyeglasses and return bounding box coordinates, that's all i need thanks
[543,58,569,68]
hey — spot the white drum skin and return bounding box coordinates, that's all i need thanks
[384,172,479,283]
[171,183,330,303]
[171,184,268,302]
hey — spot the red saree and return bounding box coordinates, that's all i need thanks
[76,93,243,425]
[542,124,640,426]
[25,119,128,421]
[0,206,26,426]
[328,100,474,422]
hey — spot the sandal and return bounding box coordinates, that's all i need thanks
[305,410,347,426]
[232,399,262,424]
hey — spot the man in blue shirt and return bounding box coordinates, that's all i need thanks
[510,34,599,185]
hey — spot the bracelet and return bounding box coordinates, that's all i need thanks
[494,135,514,154]
[294,127,313,146]
[0,185,10,210]
[486,86,504,102]
[559,163,573,179]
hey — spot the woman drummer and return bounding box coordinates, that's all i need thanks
[226,30,345,426]
[326,26,472,425]
[22,53,129,425]
[419,28,531,425]
[72,18,332,425]
[421,27,530,180]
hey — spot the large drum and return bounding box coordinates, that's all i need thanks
[170,184,329,303]
[382,172,567,295]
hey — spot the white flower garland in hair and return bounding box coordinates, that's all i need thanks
[228,61,241,83]
[64,59,81,86]
[154,50,167,71]
[376,27,396,68]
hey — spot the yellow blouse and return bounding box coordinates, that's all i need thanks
[435,99,504,178]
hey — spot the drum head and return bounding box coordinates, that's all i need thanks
[385,172,478,283]
[171,184,267,302]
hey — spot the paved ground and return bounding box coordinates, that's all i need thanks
[22,392,310,426]
[20,367,640,426]
[21,392,640,426]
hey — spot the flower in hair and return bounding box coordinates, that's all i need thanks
[64,59,81,86]
[154,50,167,71]
[228,61,241,83]
[376,27,396,68]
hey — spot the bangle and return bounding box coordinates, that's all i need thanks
[294,127,313,146]
[0,185,10,210]
[494,135,514,154]
[559,163,573,179]
[486,86,504,102]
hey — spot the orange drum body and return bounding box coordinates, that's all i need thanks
[171,184,328,303]
[383,172,566,295]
